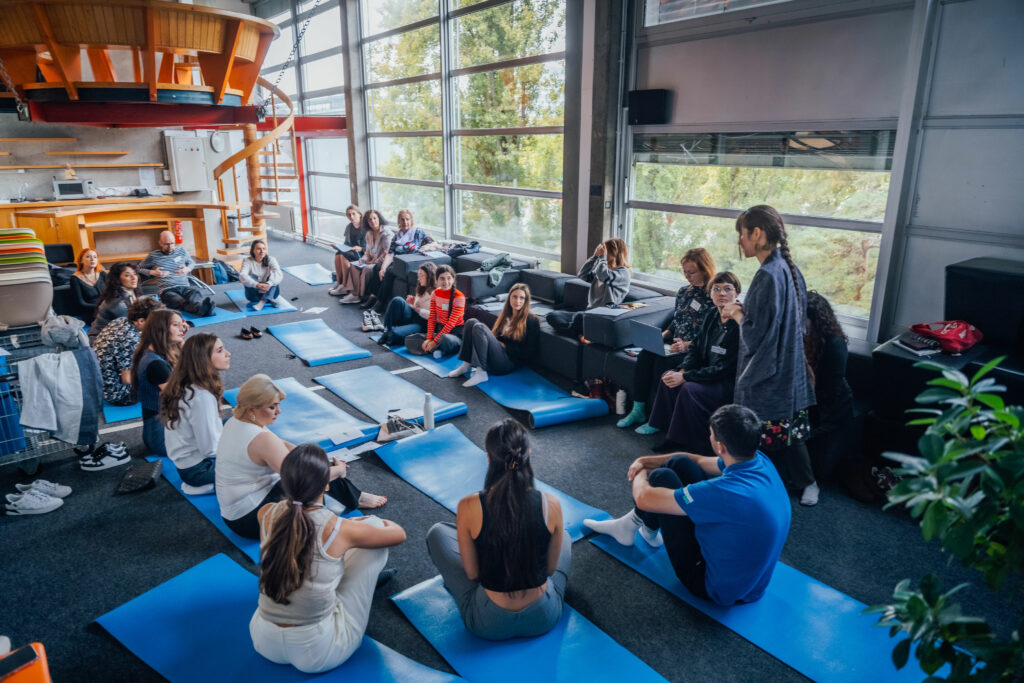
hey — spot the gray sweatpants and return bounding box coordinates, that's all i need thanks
[457,318,516,374]
[425,521,571,640]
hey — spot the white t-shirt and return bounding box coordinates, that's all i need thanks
[215,417,279,521]
[164,387,222,470]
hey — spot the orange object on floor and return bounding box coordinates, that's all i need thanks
[0,643,51,683]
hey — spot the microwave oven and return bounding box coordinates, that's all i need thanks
[53,179,94,200]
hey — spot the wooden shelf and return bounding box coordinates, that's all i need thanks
[0,163,164,170]
[44,151,130,156]
[0,153,8,156]
[0,138,76,142]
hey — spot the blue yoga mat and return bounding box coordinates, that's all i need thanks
[474,367,609,429]
[148,455,261,562]
[283,263,334,285]
[393,575,665,683]
[270,319,371,366]
[370,333,463,377]
[224,377,377,452]
[97,554,461,683]
[374,424,610,541]
[180,306,245,327]
[314,366,467,424]
[225,288,298,316]
[590,535,925,683]
[103,401,141,424]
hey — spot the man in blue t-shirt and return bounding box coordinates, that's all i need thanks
[584,404,791,605]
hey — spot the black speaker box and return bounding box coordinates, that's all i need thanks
[945,257,1024,351]
[627,89,672,125]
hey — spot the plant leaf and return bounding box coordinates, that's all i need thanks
[970,425,986,441]
[970,355,1005,384]
[892,638,911,670]
[916,388,960,404]
[941,369,969,386]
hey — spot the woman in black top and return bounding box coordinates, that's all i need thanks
[329,205,365,296]
[643,272,742,453]
[447,283,541,388]
[804,292,854,478]
[426,419,570,640]
[70,248,107,324]
[89,262,141,341]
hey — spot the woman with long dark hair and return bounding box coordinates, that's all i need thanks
[239,239,285,311]
[329,205,365,296]
[804,291,854,481]
[404,264,464,358]
[69,248,106,324]
[94,296,164,406]
[339,210,393,305]
[216,375,387,539]
[88,262,142,340]
[131,309,187,458]
[447,282,540,387]
[546,237,631,342]
[161,333,231,495]
[426,418,570,640]
[723,205,818,505]
[250,444,405,674]
[376,262,436,344]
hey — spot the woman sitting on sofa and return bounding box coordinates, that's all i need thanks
[70,248,107,324]
[377,262,436,344]
[546,238,631,343]
[404,265,464,358]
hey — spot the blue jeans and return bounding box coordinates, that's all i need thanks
[245,285,280,303]
[178,457,216,487]
[143,415,166,458]
[381,297,426,346]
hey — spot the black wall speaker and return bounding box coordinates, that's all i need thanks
[945,257,1024,351]
[627,89,672,125]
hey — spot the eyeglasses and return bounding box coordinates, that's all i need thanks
[711,285,736,294]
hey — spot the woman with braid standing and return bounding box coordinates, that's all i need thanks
[722,205,819,506]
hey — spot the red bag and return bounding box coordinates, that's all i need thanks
[909,321,983,354]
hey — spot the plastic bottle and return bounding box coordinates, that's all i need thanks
[615,389,627,415]
[423,392,435,431]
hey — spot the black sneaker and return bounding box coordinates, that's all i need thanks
[81,443,131,471]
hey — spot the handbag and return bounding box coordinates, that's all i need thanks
[909,321,983,354]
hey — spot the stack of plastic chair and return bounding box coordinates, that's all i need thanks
[0,229,53,328]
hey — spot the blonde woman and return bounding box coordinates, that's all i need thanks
[448,283,540,387]
[215,374,387,539]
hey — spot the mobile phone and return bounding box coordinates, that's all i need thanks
[0,645,38,678]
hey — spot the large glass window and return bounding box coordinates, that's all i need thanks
[453,62,564,129]
[362,0,437,35]
[302,54,345,91]
[372,182,444,233]
[371,137,443,182]
[364,24,440,83]
[307,138,349,175]
[457,190,562,255]
[366,81,442,132]
[453,0,565,68]
[300,6,342,54]
[644,0,792,27]
[455,135,563,191]
[625,130,894,320]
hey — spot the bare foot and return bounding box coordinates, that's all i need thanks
[358,492,387,509]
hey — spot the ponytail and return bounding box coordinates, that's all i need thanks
[481,419,536,594]
[736,204,803,316]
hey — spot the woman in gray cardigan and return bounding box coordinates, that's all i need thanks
[547,238,631,342]
[723,205,819,506]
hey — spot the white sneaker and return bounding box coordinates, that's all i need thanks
[340,294,361,304]
[329,285,348,296]
[448,362,471,378]
[5,489,63,515]
[371,312,386,332]
[80,444,130,471]
[800,481,820,506]
[180,482,214,496]
[16,479,72,498]
[361,310,374,332]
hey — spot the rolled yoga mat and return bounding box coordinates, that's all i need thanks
[392,575,666,683]
[97,554,462,683]
[314,365,467,424]
[224,376,377,452]
[269,319,371,366]
[471,366,609,428]
[283,262,335,285]
[179,306,245,327]
[225,288,298,315]
[374,423,610,542]
[589,534,927,683]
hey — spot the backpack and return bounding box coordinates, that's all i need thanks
[446,241,480,259]
[213,258,240,283]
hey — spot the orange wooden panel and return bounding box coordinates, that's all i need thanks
[157,51,174,83]
[86,49,117,82]
[0,49,41,91]
[0,6,41,48]
[228,31,272,103]
[235,24,259,63]
[32,5,81,99]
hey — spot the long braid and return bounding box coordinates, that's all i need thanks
[776,230,803,320]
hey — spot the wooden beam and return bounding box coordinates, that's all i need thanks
[144,8,158,102]
[197,19,242,105]
[158,52,174,85]
[0,138,76,142]
[86,49,117,83]
[131,47,142,82]
[31,5,81,100]
[227,31,273,105]
[0,163,163,170]
[43,151,130,156]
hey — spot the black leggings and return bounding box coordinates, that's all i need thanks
[223,476,363,540]
[634,455,711,600]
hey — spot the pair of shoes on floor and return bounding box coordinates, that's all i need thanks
[329,284,349,296]
[361,310,384,332]
[4,479,73,515]
[79,442,130,471]
[359,295,378,310]
[180,482,214,496]
[339,293,361,304]
[239,326,263,340]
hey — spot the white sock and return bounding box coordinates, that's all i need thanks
[583,511,642,546]
[638,524,664,548]
[462,369,489,387]
[448,362,471,378]
[253,300,265,311]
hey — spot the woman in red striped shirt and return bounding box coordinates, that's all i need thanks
[405,265,465,359]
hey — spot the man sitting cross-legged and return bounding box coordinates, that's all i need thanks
[137,231,215,317]
[584,404,791,605]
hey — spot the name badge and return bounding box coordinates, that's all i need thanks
[689,299,702,311]
[711,345,727,355]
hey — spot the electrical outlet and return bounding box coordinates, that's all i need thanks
[162,169,170,181]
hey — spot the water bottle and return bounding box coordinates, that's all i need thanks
[423,392,435,431]
[615,389,627,415]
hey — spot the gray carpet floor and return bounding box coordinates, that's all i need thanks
[1,233,1020,682]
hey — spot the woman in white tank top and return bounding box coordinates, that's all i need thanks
[215,374,387,539]
[250,444,406,674]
